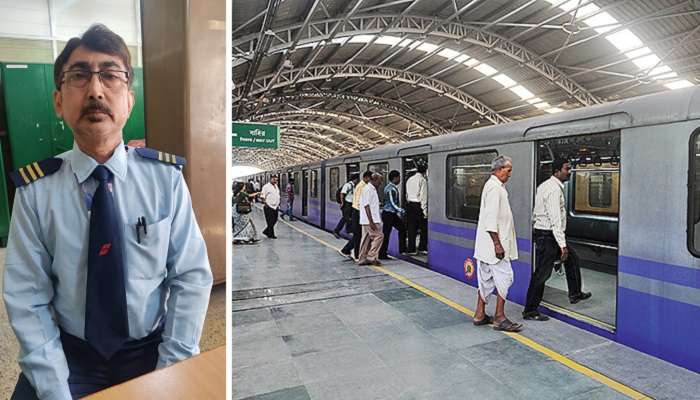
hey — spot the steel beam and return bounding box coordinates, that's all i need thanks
[232,13,602,106]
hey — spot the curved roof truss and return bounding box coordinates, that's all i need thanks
[251,109,405,142]
[242,91,449,135]
[235,64,510,124]
[233,13,603,107]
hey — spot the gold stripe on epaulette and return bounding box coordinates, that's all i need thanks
[33,162,44,177]
[163,153,169,163]
[18,168,30,184]
[158,151,163,162]
[25,164,38,181]
[171,155,177,164]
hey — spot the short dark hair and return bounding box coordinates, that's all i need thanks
[388,170,400,180]
[348,173,359,181]
[362,170,373,179]
[552,158,569,174]
[54,24,133,90]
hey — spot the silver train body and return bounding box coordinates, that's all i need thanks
[244,86,700,373]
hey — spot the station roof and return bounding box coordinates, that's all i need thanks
[233,0,700,169]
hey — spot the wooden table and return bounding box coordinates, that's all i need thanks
[85,346,226,399]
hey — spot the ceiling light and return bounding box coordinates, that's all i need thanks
[665,80,694,90]
[510,85,535,100]
[493,74,517,88]
[474,63,498,76]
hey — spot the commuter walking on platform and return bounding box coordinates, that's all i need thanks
[379,170,407,259]
[233,182,260,244]
[261,176,281,239]
[473,155,522,332]
[333,174,358,239]
[358,173,385,266]
[4,24,213,399]
[523,158,591,321]
[285,178,295,221]
[406,161,428,255]
[339,171,372,259]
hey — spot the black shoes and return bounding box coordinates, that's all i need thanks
[569,292,592,304]
[522,312,550,321]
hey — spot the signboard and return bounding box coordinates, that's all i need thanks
[233,122,279,149]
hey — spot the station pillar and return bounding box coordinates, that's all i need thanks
[140,0,227,283]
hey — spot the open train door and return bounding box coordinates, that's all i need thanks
[534,131,620,331]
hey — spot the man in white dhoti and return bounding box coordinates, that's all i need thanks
[472,155,522,332]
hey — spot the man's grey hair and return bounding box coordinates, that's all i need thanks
[371,172,383,181]
[491,155,513,171]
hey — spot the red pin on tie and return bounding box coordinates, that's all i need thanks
[98,243,112,256]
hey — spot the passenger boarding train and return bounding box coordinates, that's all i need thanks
[241,86,700,373]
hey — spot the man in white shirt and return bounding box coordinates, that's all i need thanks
[523,158,591,321]
[405,162,428,255]
[473,155,522,332]
[357,173,384,266]
[260,176,281,239]
[333,174,358,239]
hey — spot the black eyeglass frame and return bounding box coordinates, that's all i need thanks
[59,69,131,89]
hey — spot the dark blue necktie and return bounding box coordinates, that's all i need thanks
[85,165,129,360]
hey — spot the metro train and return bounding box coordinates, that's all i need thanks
[241,86,700,373]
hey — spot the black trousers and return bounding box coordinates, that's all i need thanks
[406,202,427,252]
[334,203,352,234]
[262,205,278,237]
[379,211,407,258]
[523,230,584,314]
[341,209,360,256]
[12,327,162,400]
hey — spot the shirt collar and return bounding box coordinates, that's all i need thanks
[549,175,564,189]
[489,174,505,187]
[70,141,128,183]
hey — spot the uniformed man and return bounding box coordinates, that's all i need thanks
[4,24,213,399]
[405,161,428,255]
[523,158,591,321]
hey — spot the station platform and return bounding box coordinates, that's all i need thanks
[232,207,700,400]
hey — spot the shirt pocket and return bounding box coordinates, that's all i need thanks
[122,217,171,279]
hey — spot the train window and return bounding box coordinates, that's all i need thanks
[329,167,340,202]
[311,170,318,198]
[537,131,621,218]
[571,166,619,217]
[689,130,700,255]
[368,162,389,204]
[293,172,300,195]
[446,151,497,222]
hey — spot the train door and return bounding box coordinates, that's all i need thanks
[302,170,309,217]
[534,131,620,329]
[402,154,429,261]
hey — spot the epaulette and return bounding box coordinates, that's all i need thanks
[9,158,63,188]
[134,147,186,167]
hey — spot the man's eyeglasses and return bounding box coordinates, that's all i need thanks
[61,69,129,90]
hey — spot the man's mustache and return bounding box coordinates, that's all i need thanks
[80,100,113,119]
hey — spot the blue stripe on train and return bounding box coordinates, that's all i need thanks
[617,286,700,373]
[619,256,700,290]
[428,221,532,253]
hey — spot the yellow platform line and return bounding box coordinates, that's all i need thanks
[276,217,652,400]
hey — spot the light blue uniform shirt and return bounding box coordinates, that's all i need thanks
[2,143,213,400]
